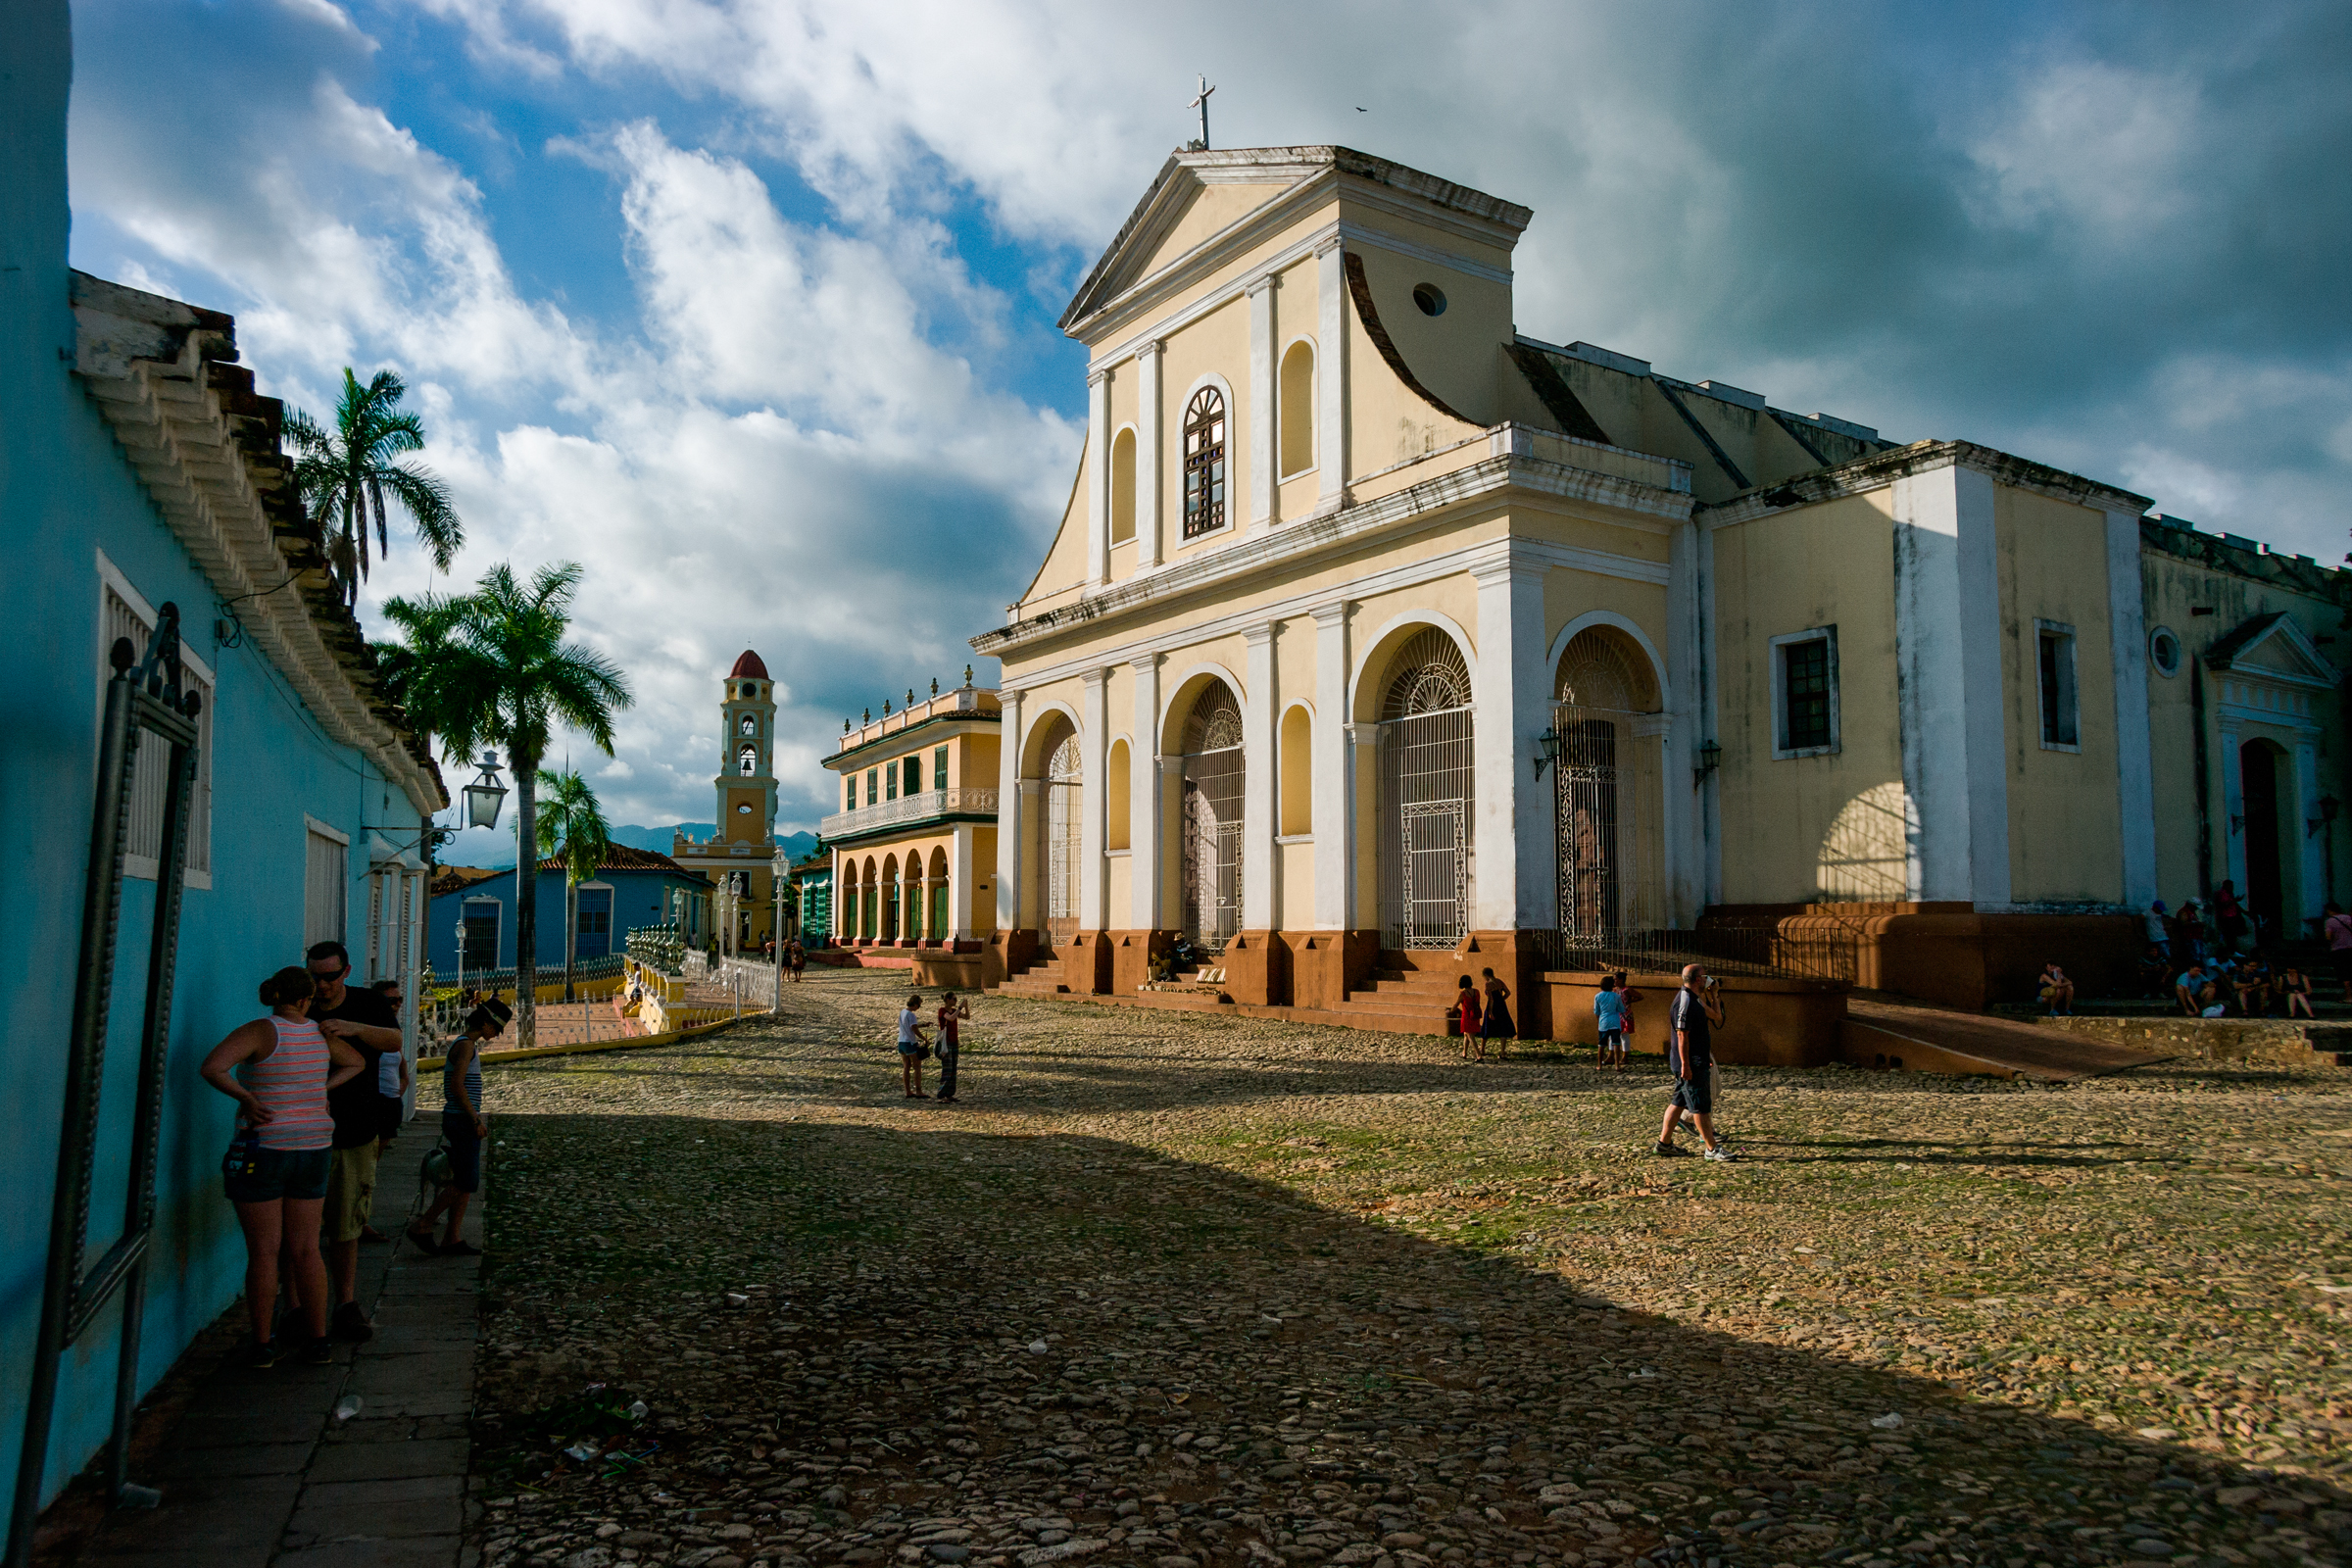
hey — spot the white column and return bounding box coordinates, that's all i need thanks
[1890,463,2011,906]
[2221,719,2247,893]
[2104,506,2158,907]
[951,822,976,939]
[996,688,1025,931]
[1243,622,1278,928]
[1664,515,1702,926]
[1081,669,1108,930]
[1249,274,1276,528]
[2298,739,2327,924]
[1345,723,1379,931]
[1315,237,1346,515]
[1136,342,1164,570]
[1696,520,1724,906]
[1130,655,1162,929]
[1160,756,1185,930]
[1086,370,1110,588]
[1471,554,1553,930]
[1311,603,1350,930]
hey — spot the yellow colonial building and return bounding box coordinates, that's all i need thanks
[819,677,1003,957]
[966,144,2350,1022]
[672,650,787,952]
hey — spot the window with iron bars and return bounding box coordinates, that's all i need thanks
[1182,386,1227,539]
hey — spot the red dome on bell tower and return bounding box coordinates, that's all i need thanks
[727,649,769,680]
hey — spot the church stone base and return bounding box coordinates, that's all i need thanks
[1219,931,1293,1006]
[1060,929,1116,995]
[1109,930,1179,996]
[982,928,1038,990]
[1285,930,1381,1010]
[1706,904,2141,1013]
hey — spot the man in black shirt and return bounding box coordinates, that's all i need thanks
[309,941,403,1340]
[1656,963,1733,1161]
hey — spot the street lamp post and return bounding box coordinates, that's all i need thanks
[771,848,789,1014]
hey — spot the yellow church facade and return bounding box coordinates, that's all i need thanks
[968,145,2349,1021]
[671,649,787,952]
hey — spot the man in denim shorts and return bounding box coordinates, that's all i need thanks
[1656,964,1734,1161]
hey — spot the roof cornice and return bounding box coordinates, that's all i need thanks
[1696,439,2153,528]
[71,271,448,816]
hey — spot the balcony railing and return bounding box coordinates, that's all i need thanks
[820,786,999,841]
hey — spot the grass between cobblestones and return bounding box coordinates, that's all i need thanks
[473,968,2350,1568]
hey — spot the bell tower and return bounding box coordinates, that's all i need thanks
[717,650,777,847]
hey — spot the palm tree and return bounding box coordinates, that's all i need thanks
[287,368,464,604]
[394,563,632,1047]
[536,767,612,1004]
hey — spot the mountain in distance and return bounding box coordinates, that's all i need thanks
[608,824,820,862]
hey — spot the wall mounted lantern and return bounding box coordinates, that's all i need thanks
[1531,726,1562,780]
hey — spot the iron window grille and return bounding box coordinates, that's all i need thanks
[1182,387,1227,539]
[1376,630,1475,949]
[1770,627,1839,758]
[1181,683,1246,951]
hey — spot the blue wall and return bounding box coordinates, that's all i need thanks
[427,867,704,973]
[0,3,431,1526]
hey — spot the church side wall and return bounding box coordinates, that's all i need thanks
[1342,251,1488,481]
[1995,487,2125,906]
[1708,493,1906,904]
[1339,223,1513,428]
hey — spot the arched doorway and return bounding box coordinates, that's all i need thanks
[1043,724,1083,947]
[1180,681,1246,950]
[929,846,951,940]
[1553,627,1665,942]
[881,855,900,945]
[2241,739,2289,943]
[1376,629,1474,949]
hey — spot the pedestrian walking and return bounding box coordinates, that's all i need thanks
[2325,902,2352,1003]
[1479,967,1514,1060]
[408,998,510,1256]
[199,966,368,1367]
[1615,973,1646,1067]
[1655,964,1733,1161]
[1454,975,1484,1061]
[934,991,971,1102]
[899,993,933,1098]
[1592,975,1628,1068]
[788,937,807,984]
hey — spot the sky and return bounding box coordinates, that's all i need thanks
[66,0,2352,857]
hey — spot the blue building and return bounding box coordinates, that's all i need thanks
[427,846,707,974]
[1,2,445,1533]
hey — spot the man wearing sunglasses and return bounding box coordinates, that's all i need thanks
[308,941,402,1341]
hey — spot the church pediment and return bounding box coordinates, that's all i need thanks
[2207,612,2339,688]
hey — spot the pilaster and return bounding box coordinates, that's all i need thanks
[2104,505,2158,907]
[1248,275,1276,528]
[951,822,977,939]
[1130,655,1162,929]
[1242,622,1278,928]
[1664,516,1701,925]
[1471,554,1554,930]
[995,687,1025,931]
[1081,669,1108,930]
[1136,342,1164,571]
[1086,371,1109,588]
[1314,237,1347,515]
[1311,603,1350,930]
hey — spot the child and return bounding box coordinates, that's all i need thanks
[897,993,932,1098]
[1480,967,1514,1061]
[2283,963,2317,1019]
[934,991,971,1102]
[1592,975,1627,1068]
[2037,962,2075,1016]
[1454,976,1483,1061]
[1614,974,1645,1069]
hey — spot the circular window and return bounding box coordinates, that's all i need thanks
[1412,283,1446,317]
[736,803,754,814]
[2150,626,2182,678]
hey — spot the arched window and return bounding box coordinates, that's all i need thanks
[1110,428,1137,546]
[928,846,950,940]
[1553,627,1665,938]
[1045,727,1083,945]
[1181,681,1245,949]
[739,714,758,736]
[1377,630,1475,949]
[1182,387,1227,539]
[1279,342,1315,477]
[1279,705,1312,836]
[738,744,758,776]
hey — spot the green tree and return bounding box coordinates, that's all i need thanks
[386,563,632,1047]
[287,368,463,604]
[536,766,612,1004]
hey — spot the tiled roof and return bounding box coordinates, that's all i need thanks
[729,649,769,679]
[535,843,695,876]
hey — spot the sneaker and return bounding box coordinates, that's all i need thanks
[436,1240,482,1257]
[1703,1146,1738,1162]
[297,1336,335,1366]
[1651,1141,1690,1157]
[241,1339,280,1370]
[331,1300,374,1343]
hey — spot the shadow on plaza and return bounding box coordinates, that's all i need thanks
[481,1109,2349,1565]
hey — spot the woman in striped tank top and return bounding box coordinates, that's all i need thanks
[200,966,368,1367]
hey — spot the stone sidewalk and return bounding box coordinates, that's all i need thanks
[78,1119,482,1568]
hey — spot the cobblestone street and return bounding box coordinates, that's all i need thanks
[474,970,2351,1568]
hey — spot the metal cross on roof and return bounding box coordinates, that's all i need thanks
[1188,74,1216,151]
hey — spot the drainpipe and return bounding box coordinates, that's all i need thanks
[2190,652,2213,898]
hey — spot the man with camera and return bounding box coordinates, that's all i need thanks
[1656,964,1734,1162]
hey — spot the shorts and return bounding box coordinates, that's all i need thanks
[898,1043,924,1057]
[1598,1028,1625,1052]
[441,1108,482,1195]
[223,1143,331,1204]
[324,1143,380,1241]
[1670,1073,1714,1117]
